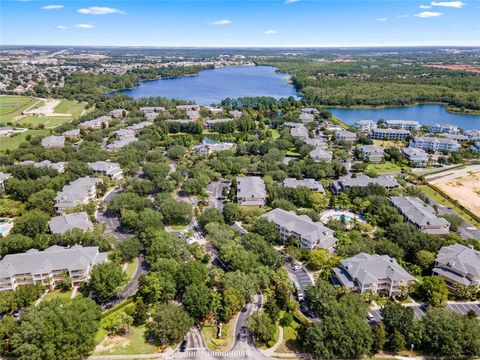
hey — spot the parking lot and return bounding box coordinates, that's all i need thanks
[369,302,480,322]
[285,263,314,294]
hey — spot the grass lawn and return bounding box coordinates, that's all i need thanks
[372,139,406,148]
[271,129,280,139]
[95,325,158,355]
[0,96,38,123]
[0,129,49,151]
[285,150,302,157]
[43,289,72,302]
[18,116,71,128]
[202,316,236,352]
[125,258,138,281]
[365,162,407,174]
[275,311,300,353]
[418,185,480,229]
[257,322,280,350]
[170,224,188,231]
[55,100,85,117]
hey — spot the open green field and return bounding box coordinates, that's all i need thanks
[43,289,73,302]
[55,100,85,117]
[18,116,71,128]
[366,162,408,174]
[418,184,480,229]
[0,129,49,151]
[0,96,40,123]
[125,258,138,281]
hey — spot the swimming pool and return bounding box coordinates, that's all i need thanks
[320,210,365,225]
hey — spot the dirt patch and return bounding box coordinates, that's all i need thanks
[428,166,480,217]
[95,335,131,353]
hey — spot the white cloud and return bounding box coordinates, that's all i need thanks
[396,14,409,18]
[209,19,231,26]
[419,5,432,8]
[377,17,388,21]
[431,1,465,7]
[74,23,95,29]
[263,29,278,34]
[42,5,63,10]
[56,25,68,30]
[414,11,444,17]
[77,7,124,15]
[285,0,300,4]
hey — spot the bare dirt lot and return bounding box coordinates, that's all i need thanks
[427,165,480,217]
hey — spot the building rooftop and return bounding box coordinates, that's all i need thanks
[49,212,93,234]
[237,176,266,205]
[41,135,65,148]
[435,244,480,280]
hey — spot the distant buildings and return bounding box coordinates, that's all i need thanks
[370,128,410,141]
[355,120,377,133]
[54,176,102,213]
[309,148,333,162]
[79,116,111,130]
[105,136,138,151]
[41,135,65,148]
[433,244,480,289]
[88,161,123,180]
[430,123,459,134]
[390,196,450,235]
[303,138,328,149]
[19,160,67,173]
[0,245,107,291]
[112,128,135,140]
[236,176,266,207]
[402,147,429,167]
[331,174,399,193]
[126,121,153,132]
[63,128,80,138]
[299,112,314,123]
[465,130,480,141]
[410,136,460,152]
[140,106,166,113]
[385,120,421,131]
[229,110,243,119]
[335,130,357,142]
[192,142,235,156]
[0,173,12,190]
[49,212,94,235]
[333,253,415,296]
[261,208,337,252]
[108,109,129,118]
[283,178,325,194]
[204,118,234,129]
[357,145,384,163]
[290,125,308,138]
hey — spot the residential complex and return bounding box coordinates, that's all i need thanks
[41,135,65,148]
[410,136,460,152]
[309,148,333,162]
[333,253,415,296]
[331,174,399,193]
[236,176,266,207]
[54,176,102,213]
[19,160,67,173]
[261,208,338,252]
[88,161,124,180]
[390,196,450,235]
[283,178,325,194]
[335,130,357,142]
[192,142,235,156]
[385,120,421,131]
[49,212,94,234]
[402,147,429,167]
[433,244,480,289]
[79,116,111,130]
[357,145,384,163]
[355,120,377,133]
[0,245,107,291]
[370,128,410,141]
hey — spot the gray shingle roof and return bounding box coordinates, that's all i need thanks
[237,176,266,205]
[435,244,480,279]
[49,212,93,234]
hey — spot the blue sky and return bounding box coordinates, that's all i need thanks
[1,0,479,47]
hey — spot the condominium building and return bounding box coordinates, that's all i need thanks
[433,244,480,289]
[236,176,266,207]
[79,116,111,130]
[370,128,410,141]
[112,128,136,140]
[430,123,459,135]
[465,130,480,141]
[331,174,400,193]
[261,208,337,252]
[192,142,235,156]
[283,178,325,194]
[49,212,94,235]
[309,148,333,162]
[357,145,384,163]
[0,245,107,291]
[409,136,460,152]
[402,147,429,167]
[108,109,129,118]
[105,136,138,151]
[390,196,450,235]
[355,120,377,133]
[88,161,123,180]
[55,176,102,213]
[41,135,65,148]
[19,160,67,173]
[385,120,421,131]
[290,125,308,138]
[333,253,415,296]
[335,130,357,142]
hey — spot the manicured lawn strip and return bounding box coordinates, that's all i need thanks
[365,162,408,174]
[418,184,480,229]
[0,97,38,123]
[202,316,236,352]
[0,130,49,151]
[95,325,157,355]
[125,258,138,280]
[42,290,72,302]
[0,96,32,104]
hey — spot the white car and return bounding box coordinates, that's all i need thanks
[292,264,302,271]
[297,293,304,301]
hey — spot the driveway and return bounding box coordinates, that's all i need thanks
[206,179,230,210]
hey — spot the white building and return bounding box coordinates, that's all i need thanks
[410,136,460,152]
[370,128,410,141]
[402,147,429,167]
[236,176,266,207]
[385,120,421,131]
[55,177,102,213]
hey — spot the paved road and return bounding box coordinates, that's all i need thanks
[96,187,133,241]
[285,263,314,295]
[206,179,230,210]
[184,324,206,350]
[369,301,480,322]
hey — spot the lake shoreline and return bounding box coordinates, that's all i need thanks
[323,103,480,116]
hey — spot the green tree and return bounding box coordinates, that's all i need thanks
[246,311,276,344]
[148,303,194,346]
[198,208,225,228]
[12,210,50,238]
[12,297,101,360]
[182,283,213,319]
[87,263,127,302]
[118,238,142,262]
[416,276,449,307]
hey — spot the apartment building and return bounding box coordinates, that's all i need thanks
[283,178,325,194]
[409,136,460,152]
[333,253,415,296]
[385,120,421,131]
[433,244,480,289]
[49,212,93,235]
[390,196,450,235]
[357,145,384,163]
[41,135,65,148]
[236,176,266,207]
[402,147,429,167]
[309,148,333,162]
[430,123,459,134]
[0,245,107,291]
[192,142,235,156]
[88,161,123,180]
[261,208,337,252]
[79,116,111,130]
[335,130,357,142]
[355,120,377,133]
[19,160,67,173]
[370,128,410,141]
[331,174,399,194]
[54,176,102,213]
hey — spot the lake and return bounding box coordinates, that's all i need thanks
[329,104,480,130]
[113,65,299,105]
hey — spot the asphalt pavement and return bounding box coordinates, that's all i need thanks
[206,179,230,210]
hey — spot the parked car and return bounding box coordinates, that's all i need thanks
[179,340,187,352]
[297,293,304,301]
[292,264,302,271]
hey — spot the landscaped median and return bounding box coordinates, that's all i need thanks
[201,315,237,352]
